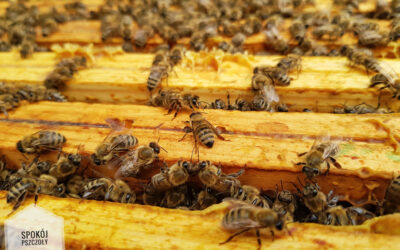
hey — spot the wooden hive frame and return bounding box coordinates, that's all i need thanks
[1,0,400,249]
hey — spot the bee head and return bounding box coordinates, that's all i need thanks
[149,142,160,154]
[68,154,82,166]
[198,161,207,169]
[302,166,319,178]
[182,161,189,169]
[91,154,102,165]
[275,221,284,231]
[16,141,25,153]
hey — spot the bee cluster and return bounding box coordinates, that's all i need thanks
[44,56,87,90]
[0,1,91,58]
[1,128,400,247]
[1,0,400,248]
[0,82,66,118]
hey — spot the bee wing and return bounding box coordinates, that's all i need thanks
[222,198,255,209]
[113,150,141,178]
[378,61,398,84]
[322,143,340,160]
[203,119,226,140]
[222,216,262,230]
[261,84,280,104]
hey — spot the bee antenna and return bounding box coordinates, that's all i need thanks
[281,179,284,190]
[296,176,304,187]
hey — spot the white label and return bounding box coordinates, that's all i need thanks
[5,205,64,250]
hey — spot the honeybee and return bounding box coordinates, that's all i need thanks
[276,0,294,16]
[217,41,235,53]
[149,89,199,118]
[192,187,218,210]
[176,23,194,38]
[190,30,207,51]
[254,66,291,86]
[333,100,391,114]
[105,179,136,203]
[7,177,37,211]
[296,140,341,179]
[264,26,290,54]
[143,182,164,206]
[22,158,51,177]
[206,99,226,110]
[392,0,400,13]
[36,174,66,197]
[19,39,35,58]
[134,26,153,48]
[358,30,390,47]
[277,54,302,74]
[81,177,109,200]
[198,161,243,193]
[289,21,306,43]
[0,156,12,190]
[169,45,184,66]
[312,24,344,40]
[373,0,392,19]
[272,182,297,222]
[147,61,171,92]
[251,91,268,111]
[390,21,400,41]
[64,1,89,20]
[66,174,85,198]
[161,184,189,208]
[41,17,58,37]
[383,175,400,214]
[231,185,270,208]
[296,182,338,220]
[221,19,241,37]
[114,142,162,178]
[0,94,20,117]
[0,41,11,52]
[331,11,352,31]
[241,15,262,36]
[227,95,252,111]
[220,201,286,249]
[44,68,73,90]
[49,153,82,181]
[322,205,352,225]
[251,72,274,91]
[346,207,375,224]
[231,32,246,48]
[7,175,64,211]
[120,15,132,41]
[180,112,226,158]
[340,45,382,74]
[370,72,400,99]
[16,131,66,155]
[56,56,87,73]
[150,161,190,193]
[92,133,138,165]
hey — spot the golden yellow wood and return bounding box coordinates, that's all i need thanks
[0,51,399,112]
[0,193,399,249]
[1,102,399,202]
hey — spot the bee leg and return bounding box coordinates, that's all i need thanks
[323,162,330,175]
[270,229,275,241]
[297,151,307,157]
[12,191,28,214]
[256,229,262,250]
[219,228,251,245]
[172,105,180,120]
[330,157,342,169]
[179,126,193,142]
